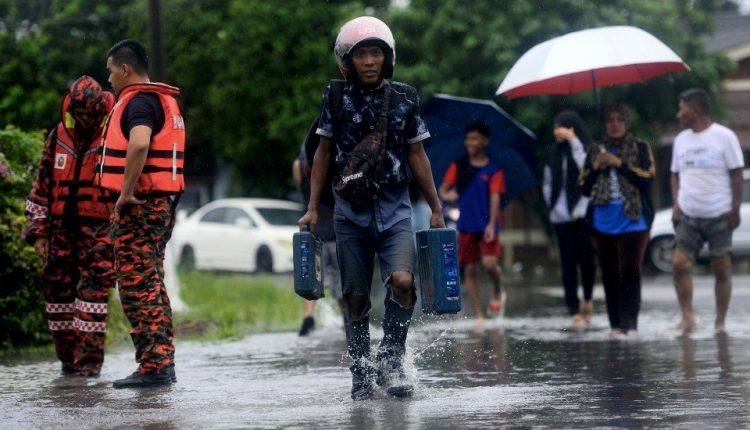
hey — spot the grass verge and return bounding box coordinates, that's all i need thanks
[4,271,307,356]
[174,270,301,340]
[106,270,303,344]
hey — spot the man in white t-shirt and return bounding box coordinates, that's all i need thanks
[670,88,744,333]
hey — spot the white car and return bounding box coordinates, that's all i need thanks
[171,198,303,273]
[647,169,750,272]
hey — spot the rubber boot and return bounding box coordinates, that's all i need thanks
[348,316,375,400]
[375,292,415,398]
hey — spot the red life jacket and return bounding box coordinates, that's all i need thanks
[49,94,116,220]
[97,82,185,195]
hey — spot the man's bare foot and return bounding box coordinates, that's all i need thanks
[715,321,726,334]
[674,318,697,332]
[609,329,622,338]
[625,329,638,337]
[473,317,486,333]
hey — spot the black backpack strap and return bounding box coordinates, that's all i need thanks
[375,81,391,167]
[329,79,345,138]
[304,80,345,168]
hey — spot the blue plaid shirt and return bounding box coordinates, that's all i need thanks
[316,81,430,231]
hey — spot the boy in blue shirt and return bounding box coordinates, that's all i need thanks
[439,123,505,329]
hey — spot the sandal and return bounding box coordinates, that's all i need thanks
[487,292,506,317]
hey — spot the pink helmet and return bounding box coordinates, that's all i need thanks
[335,16,396,80]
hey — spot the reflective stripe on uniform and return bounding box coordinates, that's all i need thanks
[46,302,75,313]
[26,200,48,218]
[56,139,78,158]
[74,318,107,333]
[75,299,107,315]
[48,320,74,331]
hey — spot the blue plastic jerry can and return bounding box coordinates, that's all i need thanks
[416,228,461,314]
[293,231,324,300]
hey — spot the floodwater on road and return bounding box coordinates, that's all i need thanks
[2,274,749,429]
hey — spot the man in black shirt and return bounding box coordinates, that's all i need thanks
[102,39,184,388]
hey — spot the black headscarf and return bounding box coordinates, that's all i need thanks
[546,110,592,213]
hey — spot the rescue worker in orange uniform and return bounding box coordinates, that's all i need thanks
[98,39,185,388]
[25,75,116,377]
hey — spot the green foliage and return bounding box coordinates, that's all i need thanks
[0,0,137,130]
[0,126,47,348]
[197,0,343,196]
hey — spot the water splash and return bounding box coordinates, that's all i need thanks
[412,326,454,360]
[164,239,187,312]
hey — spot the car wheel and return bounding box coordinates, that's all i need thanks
[256,246,273,273]
[179,245,196,271]
[647,235,674,273]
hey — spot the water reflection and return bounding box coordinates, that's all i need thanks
[600,341,646,427]
[465,329,509,384]
[715,332,733,381]
[679,334,697,380]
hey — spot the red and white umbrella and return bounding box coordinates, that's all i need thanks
[496,26,690,99]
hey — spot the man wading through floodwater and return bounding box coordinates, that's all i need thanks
[298,16,444,400]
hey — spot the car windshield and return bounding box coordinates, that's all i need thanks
[256,207,304,226]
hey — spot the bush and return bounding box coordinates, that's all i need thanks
[0,126,48,349]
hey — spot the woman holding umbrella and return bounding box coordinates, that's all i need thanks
[543,110,597,329]
[579,104,655,338]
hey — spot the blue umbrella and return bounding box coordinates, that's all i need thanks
[422,94,538,207]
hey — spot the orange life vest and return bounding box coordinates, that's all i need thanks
[97,82,185,195]
[49,94,116,220]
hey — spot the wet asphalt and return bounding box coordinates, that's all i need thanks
[1,273,749,429]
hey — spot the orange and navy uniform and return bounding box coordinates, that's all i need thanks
[24,76,116,376]
[442,157,505,233]
[442,157,506,264]
[99,82,185,375]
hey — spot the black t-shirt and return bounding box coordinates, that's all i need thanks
[121,93,165,139]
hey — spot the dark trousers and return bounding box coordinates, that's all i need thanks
[594,230,649,331]
[553,219,596,315]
